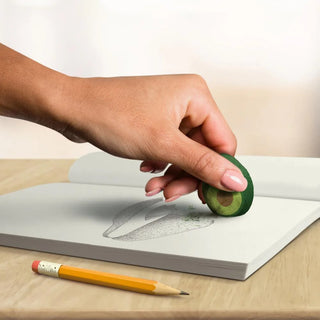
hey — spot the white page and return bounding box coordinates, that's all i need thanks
[1,183,319,279]
[240,156,320,201]
[69,152,320,201]
[68,152,158,188]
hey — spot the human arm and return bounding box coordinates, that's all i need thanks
[0,43,247,201]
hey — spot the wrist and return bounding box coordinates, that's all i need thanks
[36,72,76,132]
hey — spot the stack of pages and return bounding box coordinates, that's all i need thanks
[0,152,319,280]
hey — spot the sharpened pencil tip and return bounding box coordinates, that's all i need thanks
[180,291,190,295]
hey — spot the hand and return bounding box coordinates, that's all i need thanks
[57,75,247,202]
[0,43,247,203]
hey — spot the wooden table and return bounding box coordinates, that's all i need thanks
[1,160,319,320]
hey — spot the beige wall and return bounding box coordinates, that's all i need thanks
[0,0,319,158]
[215,84,320,157]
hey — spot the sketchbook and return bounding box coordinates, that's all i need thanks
[0,152,319,280]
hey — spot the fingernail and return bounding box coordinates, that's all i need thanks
[146,188,162,196]
[140,166,153,173]
[221,170,248,192]
[165,195,181,202]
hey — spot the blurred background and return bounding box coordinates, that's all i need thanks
[0,0,319,158]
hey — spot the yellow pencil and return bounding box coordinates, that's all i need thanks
[32,260,189,296]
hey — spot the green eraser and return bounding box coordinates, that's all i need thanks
[202,154,254,217]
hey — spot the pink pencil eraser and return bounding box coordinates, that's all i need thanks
[32,260,40,273]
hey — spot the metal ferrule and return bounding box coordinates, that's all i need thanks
[37,261,62,277]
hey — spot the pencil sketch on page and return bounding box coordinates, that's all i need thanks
[103,198,215,241]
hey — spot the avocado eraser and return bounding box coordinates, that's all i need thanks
[202,154,254,217]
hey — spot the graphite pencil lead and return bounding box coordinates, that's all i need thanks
[180,291,190,295]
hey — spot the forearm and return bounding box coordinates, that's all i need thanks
[0,43,68,127]
[0,45,245,198]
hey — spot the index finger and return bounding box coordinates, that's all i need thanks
[182,82,237,155]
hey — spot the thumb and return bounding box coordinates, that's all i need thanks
[165,133,248,192]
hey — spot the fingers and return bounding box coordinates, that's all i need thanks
[145,165,200,202]
[182,78,237,156]
[145,166,181,195]
[163,176,199,202]
[161,131,247,192]
[140,160,168,173]
[171,77,240,191]
[141,75,242,203]
[201,112,237,156]
[182,107,237,156]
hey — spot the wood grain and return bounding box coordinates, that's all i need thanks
[0,159,319,320]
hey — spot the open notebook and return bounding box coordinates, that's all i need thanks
[0,152,319,280]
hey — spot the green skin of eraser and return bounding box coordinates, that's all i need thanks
[202,154,254,217]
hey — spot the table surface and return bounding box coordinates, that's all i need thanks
[1,159,319,320]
